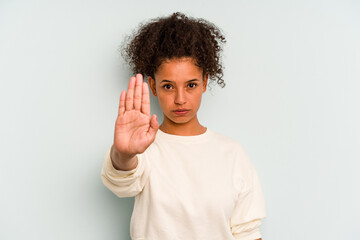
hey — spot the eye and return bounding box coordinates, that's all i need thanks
[162,84,173,90]
[188,83,197,88]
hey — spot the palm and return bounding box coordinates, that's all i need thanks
[113,74,158,156]
[115,110,153,154]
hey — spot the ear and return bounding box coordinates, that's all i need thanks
[148,76,157,96]
[202,73,208,93]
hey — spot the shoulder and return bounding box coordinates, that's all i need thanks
[208,129,246,151]
[208,130,259,193]
[209,129,256,170]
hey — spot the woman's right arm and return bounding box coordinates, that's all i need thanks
[101,74,159,197]
[111,73,158,169]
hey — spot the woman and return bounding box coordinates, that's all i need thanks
[101,12,266,240]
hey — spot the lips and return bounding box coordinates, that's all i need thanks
[173,109,190,116]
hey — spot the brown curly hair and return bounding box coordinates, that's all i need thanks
[120,12,226,87]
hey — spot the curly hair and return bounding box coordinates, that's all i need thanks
[120,12,226,87]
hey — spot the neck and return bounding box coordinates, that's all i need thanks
[159,115,206,136]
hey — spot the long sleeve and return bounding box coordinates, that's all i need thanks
[229,148,267,240]
[100,146,151,198]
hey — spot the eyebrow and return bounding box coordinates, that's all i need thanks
[160,79,200,84]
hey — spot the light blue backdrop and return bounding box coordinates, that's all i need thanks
[1,0,359,239]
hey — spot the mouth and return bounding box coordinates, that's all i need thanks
[173,109,190,116]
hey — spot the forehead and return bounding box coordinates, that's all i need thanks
[155,57,203,81]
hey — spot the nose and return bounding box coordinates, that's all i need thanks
[174,88,186,105]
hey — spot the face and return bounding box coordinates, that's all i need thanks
[148,57,208,126]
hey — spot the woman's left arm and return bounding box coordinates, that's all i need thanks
[229,148,266,240]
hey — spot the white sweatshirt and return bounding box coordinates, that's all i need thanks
[101,129,266,240]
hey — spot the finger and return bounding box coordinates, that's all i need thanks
[141,82,151,117]
[148,114,159,139]
[125,77,136,111]
[133,74,143,110]
[118,90,126,116]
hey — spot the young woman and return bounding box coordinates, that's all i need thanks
[101,12,266,240]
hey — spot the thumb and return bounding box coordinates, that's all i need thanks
[148,114,159,139]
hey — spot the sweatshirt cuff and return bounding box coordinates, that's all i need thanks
[232,227,262,240]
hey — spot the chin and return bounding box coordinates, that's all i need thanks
[169,118,190,124]
[166,115,193,125]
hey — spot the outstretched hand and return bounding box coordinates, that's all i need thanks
[113,74,159,159]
